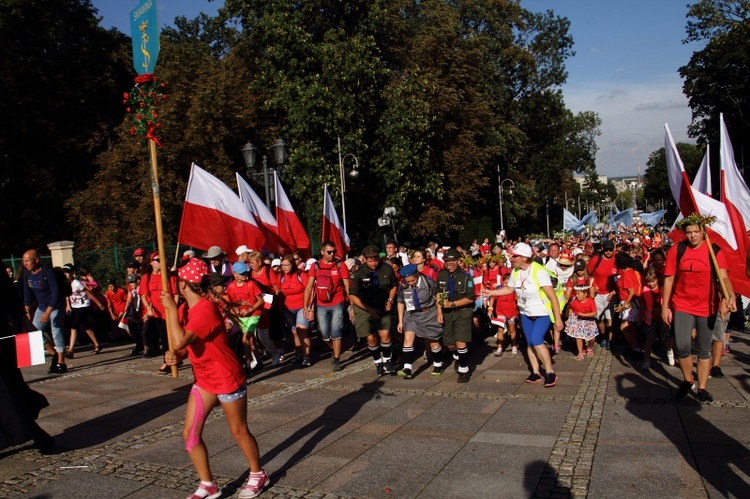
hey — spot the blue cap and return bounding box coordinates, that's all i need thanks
[399,264,418,278]
[232,261,249,274]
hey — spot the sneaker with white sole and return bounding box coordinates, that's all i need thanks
[239,470,269,499]
[186,480,221,499]
[675,378,696,402]
[511,346,518,355]
[494,347,503,356]
[666,349,675,366]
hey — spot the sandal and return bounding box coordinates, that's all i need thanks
[92,346,101,355]
[587,350,594,357]
[575,353,585,361]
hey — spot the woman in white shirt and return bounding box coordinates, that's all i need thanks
[62,264,102,357]
[483,243,563,387]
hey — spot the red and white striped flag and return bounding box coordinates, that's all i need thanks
[118,317,130,334]
[693,145,712,197]
[15,331,45,368]
[274,171,311,258]
[719,114,750,297]
[178,164,265,255]
[322,184,351,258]
[236,173,281,254]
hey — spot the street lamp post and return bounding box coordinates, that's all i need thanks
[242,138,289,209]
[498,171,515,231]
[337,136,360,237]
[546,200,550,238]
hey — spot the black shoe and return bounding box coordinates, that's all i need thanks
[302,357,312,368]
[289,355,302,364]
[376,363,384,376]
[696,389,714,403]
[544,371,558,388]
[157,364,170,375]
[383,360,394,375]
[130,348,143,356]
[675,378,695,402]
[525,372,542,384]
[625,348,644,361]
[457,372,470,383]
[331,358,342,372]
[709,366,724,379]
[48,363,67,374]
[431,365,444,376]
[397,368,413,379]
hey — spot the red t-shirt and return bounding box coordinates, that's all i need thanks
[182,299,245,394]
[587,255,617,294]
[226,280,262,317]
[106,288,128,316]
[308,260,350,306]
[569,296,596,317]
[664,242,727,317]
[249,265,280,294]
[616,268,641,302]
[138,272,177,319]
[279,271,309,310]
[484,265,502,290]
[494,290,519,319]
[419,264,439,281]
[642,286,661,325]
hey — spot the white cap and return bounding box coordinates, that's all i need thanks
[305,258,317,271]
[235,245,251,256]
[571,247,584,256]
[271,258,281,267]
[510,242,533,258]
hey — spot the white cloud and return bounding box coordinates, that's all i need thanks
[562,73,694,177]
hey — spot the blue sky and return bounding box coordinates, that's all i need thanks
[93,0,702,178]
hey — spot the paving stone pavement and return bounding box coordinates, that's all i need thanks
[2,327,749,498]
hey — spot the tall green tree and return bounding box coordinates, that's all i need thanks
[0,0,132,256]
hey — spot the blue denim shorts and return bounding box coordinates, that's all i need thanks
[317,302,345,341]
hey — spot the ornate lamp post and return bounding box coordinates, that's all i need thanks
[242,138,289,208]
[337,136,360,237]
[498,174,515,231]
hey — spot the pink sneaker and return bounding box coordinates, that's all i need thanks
[186,481,221,499]
[239,470,269,498]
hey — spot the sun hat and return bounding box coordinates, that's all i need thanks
[202,246,225,259]
[178,258,208,284]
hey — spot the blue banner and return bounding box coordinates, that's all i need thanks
[130,0,159,74]
[639,210,667,227]
[612,208,634,228]
[563,208,580,231]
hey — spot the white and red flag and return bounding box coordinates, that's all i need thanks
[693,145,712,197]
[664,124,736,249]
[274,171,311,258]
[178,163,265,255]
[322,184,351,258]
[15,331,45,368]
[719,114,750,296]
[236,173,280,254]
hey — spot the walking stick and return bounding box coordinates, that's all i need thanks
[704,232,731,311]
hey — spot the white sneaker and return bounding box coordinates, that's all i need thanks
[667,349,675,366]
[512,346,518,355]
[494,347,503,356]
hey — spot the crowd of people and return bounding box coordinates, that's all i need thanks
[5,214,748,497]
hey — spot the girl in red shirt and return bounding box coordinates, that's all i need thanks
[489,273,519,355]
[161,258,268,499]
[640,267,672,370]
[278,255,312,366]
[614,252,644,357]
[566,285,598,359]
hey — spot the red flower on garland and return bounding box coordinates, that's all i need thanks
[123,73,167,146]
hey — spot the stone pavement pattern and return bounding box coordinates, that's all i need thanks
[1,328,749,498]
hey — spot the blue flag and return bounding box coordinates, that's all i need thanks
[639,210,667,227]
[612,208,634,228]
[563,208,580,231]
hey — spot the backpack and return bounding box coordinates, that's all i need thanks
[314,262,340,303]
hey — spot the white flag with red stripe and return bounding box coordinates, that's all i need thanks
[719,114,750,296]
[15,331,45,368]
[322,184,351,258]
[693,146,712,197]
[236,173,281,254]
[178,164,265,255]
[664,124,736,249]
[274,171,311,257]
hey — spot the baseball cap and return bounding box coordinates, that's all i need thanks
[133,248,145,257]
[510,243,533,258]
[574,260,587,271]
[362,245,380,258]
[443,248,461,261]
[602,240,615,251]
[235,245,251,256]
[232,261,249,275]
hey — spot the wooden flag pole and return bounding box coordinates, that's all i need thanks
[148,139,178,378]
[704,232,730,304]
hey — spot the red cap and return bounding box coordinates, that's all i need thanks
[133,247,145,256]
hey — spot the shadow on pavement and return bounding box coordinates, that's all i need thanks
[615,370,750,497]
[524,459,569,497]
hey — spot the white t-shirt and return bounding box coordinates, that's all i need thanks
[507,265,552,317]
[69,279,90,309]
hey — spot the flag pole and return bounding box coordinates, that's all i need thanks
[148,140,178,378]
[172,242,181,271]
[704,232,730,302]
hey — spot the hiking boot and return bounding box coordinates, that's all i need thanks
[187,480,222,499]
[397,368,413,379]
[331,358,342,372]
[525,372,542,384]
[675,378,695,402]
[238,470,269,499]
[709,366,724,379]
[544,371,558,388]
[696,388,714,404]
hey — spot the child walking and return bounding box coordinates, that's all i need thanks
[566,285,598,359]
[640,267,673,370]
[489,272,519,355]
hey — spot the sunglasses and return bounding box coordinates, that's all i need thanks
[151,258,159,262]
[324,250,335,255]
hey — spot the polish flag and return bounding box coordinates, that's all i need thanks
[664,124,736,250]
[179,164,265,255]
[118,317,130,334]
[236,173,281,254]
[719,114,750,297]
[693,146,712,197]
[274,171,311,258]
[15,331,45,368]
[322,184,351,258]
